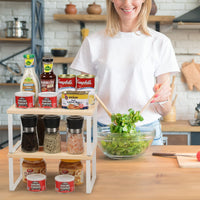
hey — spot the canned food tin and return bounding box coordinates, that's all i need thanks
[77,74,95,89]
[58,74,76,89]
[61,91,89,109]
[58,88,76,105]
[15,92,35,108]
[77,88,95,105]
[38,92,57,108]
[55,174,75,193]
[27,174,46,192]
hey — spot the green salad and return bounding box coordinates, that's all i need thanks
[100,109,153,156]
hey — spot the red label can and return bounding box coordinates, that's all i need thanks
[27,174,46,192]
[77,74,95,89]
[58,74,76,89]
[38,92,57,108]
[15,92,35,108]
[55,175,75,193]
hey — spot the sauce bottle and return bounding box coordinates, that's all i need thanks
[20,54,39,100]
[40,56,56,92]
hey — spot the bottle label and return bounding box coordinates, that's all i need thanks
[22,77,36,92]
[41,79,56,92]
[44,63,53,73]
[25,58,34,68]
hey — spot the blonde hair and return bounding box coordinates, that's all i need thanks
[105,0,152,37]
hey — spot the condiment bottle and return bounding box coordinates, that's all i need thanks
[59,159,84,185]
[21,115,39,153]
[66,116,84,154]
[22,158,46,183]
[40,56,56,92]
[20,54,39,100]
[43,115,61,154]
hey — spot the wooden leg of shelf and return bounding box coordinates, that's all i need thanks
[86,116,92,156]
[86,152,96,194]
[8,114,13,153]
[93,108,97,145]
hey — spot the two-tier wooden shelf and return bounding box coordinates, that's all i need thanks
[7,103,98,193]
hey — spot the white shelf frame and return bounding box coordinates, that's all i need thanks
[7,104,98,193]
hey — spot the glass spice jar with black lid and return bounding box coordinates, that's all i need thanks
[21,114,39,153]
[66,115,84,154]
[43,115,61,154]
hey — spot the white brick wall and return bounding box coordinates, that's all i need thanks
[1,0,200,125]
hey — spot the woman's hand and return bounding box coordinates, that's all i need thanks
[151,73,172,116]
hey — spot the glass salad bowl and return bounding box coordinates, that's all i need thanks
[97,126,155,160]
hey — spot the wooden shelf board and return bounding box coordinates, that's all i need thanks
[0,125,20,131]
[8,143,94,160]
[7,103,98,116]
[0,83,20,86]
[53,57,74,64]
[0,38,31,43]
[53,14,175,24]
[0,0,31,2]
[161,120,200,132]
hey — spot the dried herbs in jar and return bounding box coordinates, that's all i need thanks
[43,115,61,153]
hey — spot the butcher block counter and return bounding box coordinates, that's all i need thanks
[1,145,200,200]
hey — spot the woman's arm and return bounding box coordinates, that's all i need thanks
[151,73,172,116]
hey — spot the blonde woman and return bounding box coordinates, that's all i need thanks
[70,0,179,145]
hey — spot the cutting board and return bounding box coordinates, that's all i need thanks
[177,154,200,168]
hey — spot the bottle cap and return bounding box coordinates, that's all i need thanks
[21,115,38,127]
[43,115,60,128]
[67,115,84,129]
[24,54,35,59]
[42,56,53,62]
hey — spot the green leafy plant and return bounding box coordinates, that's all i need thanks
[100,109,153,157]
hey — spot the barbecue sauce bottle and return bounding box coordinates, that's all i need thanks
[40,56,56,92]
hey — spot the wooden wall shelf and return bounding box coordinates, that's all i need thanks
[0,0,30,2]
[53,57,74,64]
[0,83,20,86]
[53,14,175,24]
[0,38,31,43]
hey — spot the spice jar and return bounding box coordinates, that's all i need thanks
[21,115,39,153]
[22,158,46,183]
[43,115,61,154]
[66,116,84,154]
[59,159,84,186]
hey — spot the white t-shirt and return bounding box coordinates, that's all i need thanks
[70,28,180,126]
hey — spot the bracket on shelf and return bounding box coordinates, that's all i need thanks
[155,22,160,32]
[62,64,68,74]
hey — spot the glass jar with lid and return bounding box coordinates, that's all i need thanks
[21,115,39,153]
[43,115,61,154]
[59,159,84,185]
[22,158,46,183]
[66,115,84,154]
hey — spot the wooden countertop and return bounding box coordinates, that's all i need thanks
[1,145,200,200]
[161,120,200,132]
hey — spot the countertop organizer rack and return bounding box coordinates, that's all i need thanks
[7,103,98,194]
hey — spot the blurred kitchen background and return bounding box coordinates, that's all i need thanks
[1,0,200,146]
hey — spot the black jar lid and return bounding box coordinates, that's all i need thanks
[21,115,38,127]
[44,115,60,128]
[67,115,84,129]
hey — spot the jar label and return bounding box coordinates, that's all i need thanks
[25,58,34,68]
[22,77,36,93]
[40,79,56,92]
[44,63,53,73]
[55,180,74,193]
